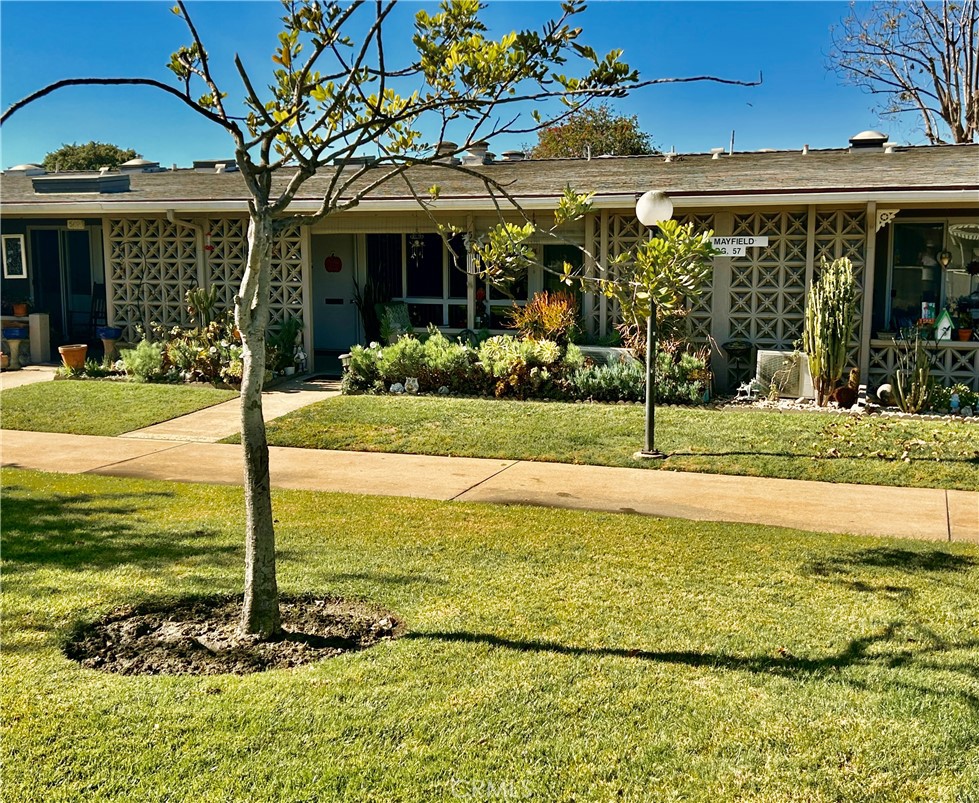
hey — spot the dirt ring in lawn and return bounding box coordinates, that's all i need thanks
[64,594,402,676]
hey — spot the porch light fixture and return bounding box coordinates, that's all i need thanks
[634,190,674,460]
[938,250,953,269]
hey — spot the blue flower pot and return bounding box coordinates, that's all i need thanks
[2,327,29,340]
[96,326,123,340]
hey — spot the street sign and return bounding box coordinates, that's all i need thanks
[711,236,769,257]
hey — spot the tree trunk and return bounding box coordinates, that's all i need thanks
[237,212,281,638]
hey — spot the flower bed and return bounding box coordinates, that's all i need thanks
[341,329,711,405]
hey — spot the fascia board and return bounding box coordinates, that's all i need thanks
[2,188,975,217]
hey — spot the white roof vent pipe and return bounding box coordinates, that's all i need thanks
[802,144,810,155]
[501,150,525,162]
[215,163,227,173]
[435,141,461,165]
[463,141,490,165]
[883,141,898,154]
[710,147,725,160]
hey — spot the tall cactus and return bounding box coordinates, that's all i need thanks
[803,257,857,406]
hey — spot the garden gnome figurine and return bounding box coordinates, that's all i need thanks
[950,392,960,413]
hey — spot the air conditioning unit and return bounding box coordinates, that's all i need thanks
[755,350,815,398]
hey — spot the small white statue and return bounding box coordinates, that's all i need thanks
[404,377,419,394]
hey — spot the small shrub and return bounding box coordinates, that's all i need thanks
[507,291,579,346]
[121,340,165,383]
[377,335,425,385]
[477,335,571,399]
[573,359,646,402]
[655,349,710,404]
[342,344,381,393]
[420,329,477,392]
[572,347,710,405]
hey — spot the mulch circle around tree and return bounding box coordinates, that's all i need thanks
[64,594,402,676]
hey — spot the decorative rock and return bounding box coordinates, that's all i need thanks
[405,377,419,394]
[876,383,893,404]
[962,406,974,417]
[390,383,405,394]
[438,386,450,395]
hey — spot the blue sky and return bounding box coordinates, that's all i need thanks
[0,1,921,169]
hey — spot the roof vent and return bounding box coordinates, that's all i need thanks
[5,163,46,176]
[193,159,238,173]
[500,150,525,163]
[710,147,725,160]
[31,172,130,194]
[463,141,490,165]
[333,155,377,167]
[120,157,163,174]
[883,141,898,154]
[849,130,888,150]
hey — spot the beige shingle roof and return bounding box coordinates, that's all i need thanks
[2,144,976,210]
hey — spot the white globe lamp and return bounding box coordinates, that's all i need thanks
[635,190,674,227]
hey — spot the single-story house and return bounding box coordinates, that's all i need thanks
[2,132,977,391]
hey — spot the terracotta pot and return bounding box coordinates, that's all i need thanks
[957,329,974,342]
[1,353,9,371]
[58,344,88,372]
[11,303,28,317]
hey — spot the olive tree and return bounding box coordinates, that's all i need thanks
[3,0,753,639]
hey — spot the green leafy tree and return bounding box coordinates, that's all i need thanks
[529,102,655,158]
[3,0,754,640]
[42,141,137,171]
[830,0,979,143]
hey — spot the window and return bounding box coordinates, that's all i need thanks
[877,219,979,335]
[2,234,27,279]
[367,233,469,329]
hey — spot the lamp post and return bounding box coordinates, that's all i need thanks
[634,190,674,459]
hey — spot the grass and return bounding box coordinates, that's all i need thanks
[3,467,979,802]
[254,395,979,490]
[0,381,237,436]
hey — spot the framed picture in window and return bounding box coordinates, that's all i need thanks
[2,234,27,279]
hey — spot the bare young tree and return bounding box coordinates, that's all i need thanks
[830,0,979,144]
[3,0,755,640]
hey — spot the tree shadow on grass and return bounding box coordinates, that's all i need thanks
[405,626,979,709]
[807,547,977,576]
[0,484,236,573]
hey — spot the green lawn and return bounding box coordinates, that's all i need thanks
[256,395,979,490]
[0,381,237,436]
[3,467,979,802]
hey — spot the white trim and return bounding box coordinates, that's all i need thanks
[5,189,977,217]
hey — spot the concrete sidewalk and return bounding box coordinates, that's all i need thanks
[121,377,341,442]
[2,428,976,544]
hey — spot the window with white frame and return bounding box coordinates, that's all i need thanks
[366,233,469,329]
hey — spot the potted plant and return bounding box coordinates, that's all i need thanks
[10,298,31,317]
[957,311,975,342]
